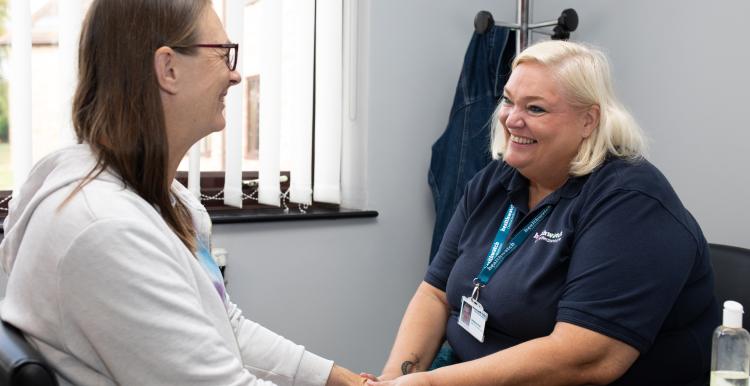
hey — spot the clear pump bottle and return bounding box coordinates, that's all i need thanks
[711,300,750,386]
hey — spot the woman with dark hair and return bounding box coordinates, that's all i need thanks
[0,1,363,385]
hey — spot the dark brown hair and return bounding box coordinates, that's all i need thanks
[71,0,210,252]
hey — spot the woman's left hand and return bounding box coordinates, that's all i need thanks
[366,372,431,386]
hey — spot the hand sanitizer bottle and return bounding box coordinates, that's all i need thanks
[711,301,750,386]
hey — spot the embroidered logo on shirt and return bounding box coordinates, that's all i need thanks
[533,230,563,243]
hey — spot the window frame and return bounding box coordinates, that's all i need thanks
[0,174,376,229]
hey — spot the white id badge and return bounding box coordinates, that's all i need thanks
[458,296,488,342]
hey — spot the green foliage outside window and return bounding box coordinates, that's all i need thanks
[0,0,7,143]
[0,0,10,189]
[0,79,8,143]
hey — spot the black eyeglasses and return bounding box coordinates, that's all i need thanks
[171,43,239,71]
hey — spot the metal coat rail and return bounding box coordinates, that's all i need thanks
[474,0,579,55]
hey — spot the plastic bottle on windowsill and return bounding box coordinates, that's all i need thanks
[711,301,750,386]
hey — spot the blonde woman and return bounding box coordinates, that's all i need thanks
[366,41,718,386]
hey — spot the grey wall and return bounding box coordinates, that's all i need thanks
[531,0,750,248]
[1,0,747,376]
[214,0,516,374]
[216,0,750,373]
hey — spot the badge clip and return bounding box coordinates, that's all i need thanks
[471,277,485,302]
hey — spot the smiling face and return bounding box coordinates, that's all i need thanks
[499,62,597,187]
[161,5,241,162]
[183,7,241,138]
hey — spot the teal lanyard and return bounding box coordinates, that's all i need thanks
[471,204,552,300]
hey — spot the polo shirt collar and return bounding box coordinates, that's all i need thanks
[498,162,588,213]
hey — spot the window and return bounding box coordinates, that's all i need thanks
[0,0,363,222]
[245,74,260,161]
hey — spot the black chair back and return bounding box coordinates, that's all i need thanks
[710,243,750,328]
[0,321,58,386]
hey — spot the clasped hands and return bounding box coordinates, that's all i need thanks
[356,371,431,386]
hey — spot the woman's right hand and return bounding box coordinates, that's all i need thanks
[365,372,432,386]
[360,371,407,383]
[326,365,371,386]
[359,373,380,382]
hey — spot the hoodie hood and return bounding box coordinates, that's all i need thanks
[0,144,120,274]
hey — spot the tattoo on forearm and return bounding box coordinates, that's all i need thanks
[400,353,421,375]
[400,361,414,375]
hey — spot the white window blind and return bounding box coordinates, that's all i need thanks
[222,0,245,207]
[340,0,367,209]
[256,0,283,206]
[8,0,33,192]
[217,0,347,208]
[7,0,84,194]
[284,0,315,206]
[3,0,357,212]
[58,0,83,146]
[313,0,344,204]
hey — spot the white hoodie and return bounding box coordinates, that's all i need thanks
[0,144,333,386]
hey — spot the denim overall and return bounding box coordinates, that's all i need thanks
[428,26,516,262]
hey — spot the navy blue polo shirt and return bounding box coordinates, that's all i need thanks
[425,157,719,385]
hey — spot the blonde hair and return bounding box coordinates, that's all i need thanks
[490,40,645,176]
